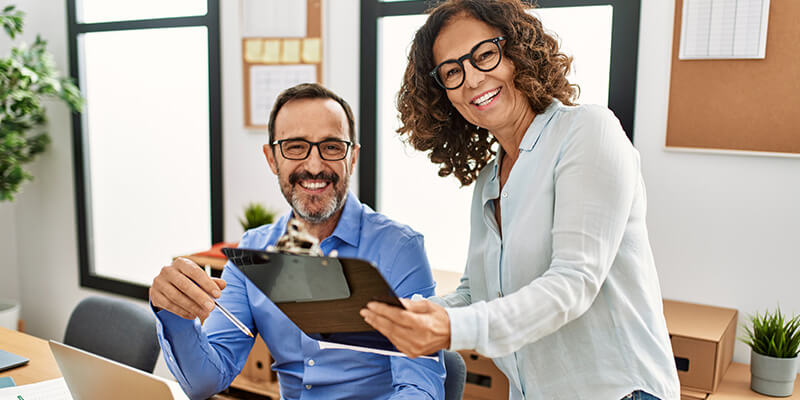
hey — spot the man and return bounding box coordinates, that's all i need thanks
[149,83,445,400]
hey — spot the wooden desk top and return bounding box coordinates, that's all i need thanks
[0,327,235,400]
[0,327,61,385]
[708,362,800,399]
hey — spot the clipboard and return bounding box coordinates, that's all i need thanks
[221,248,404,339]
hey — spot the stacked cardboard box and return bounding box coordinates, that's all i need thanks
[459,350,509,400]
[230,335,281,398]
[663,300,738,399]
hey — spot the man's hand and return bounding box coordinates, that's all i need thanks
[360,298,451,358]
[150,257,227,320]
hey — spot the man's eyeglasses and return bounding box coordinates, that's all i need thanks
[272,138,354,161]
[430,36,506,90]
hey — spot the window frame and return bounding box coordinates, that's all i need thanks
[66,0,223,300]
[358,0,641,208]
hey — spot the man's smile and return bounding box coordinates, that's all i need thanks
[298,179,331,192]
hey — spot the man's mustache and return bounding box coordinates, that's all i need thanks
[288,171,340,186]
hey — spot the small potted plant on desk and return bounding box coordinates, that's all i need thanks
[239,202,275,231]
[741,307,800,397]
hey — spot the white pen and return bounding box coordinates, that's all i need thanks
[204,265,254,338]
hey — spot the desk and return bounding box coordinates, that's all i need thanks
[708,362,800,399]
[0,327,243,400]
[0,327,60,385]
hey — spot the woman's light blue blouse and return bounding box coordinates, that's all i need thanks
[434,100,680,400]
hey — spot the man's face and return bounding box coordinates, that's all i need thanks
[263,98,359,224]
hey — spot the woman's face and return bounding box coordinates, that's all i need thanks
[432,15,528,132]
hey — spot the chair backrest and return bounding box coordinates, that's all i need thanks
[444,350,466,400]
[63,296,160,373]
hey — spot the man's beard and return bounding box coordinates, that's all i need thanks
[280,169,348,224]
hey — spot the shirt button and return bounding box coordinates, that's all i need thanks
[501,191,508,198]
[308,359,315,366]
[305,384,312,390]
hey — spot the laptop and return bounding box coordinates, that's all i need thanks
[0,348,29,372]
[49,341,189,400]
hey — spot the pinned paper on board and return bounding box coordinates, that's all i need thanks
[244,39,263,63]
[280,39,302,63]
[249,65,317,127]
[241,0,306,38]
[679,0,770,59]
[262,39,281,63]
[301,38,322,63]
[241,0,322,129]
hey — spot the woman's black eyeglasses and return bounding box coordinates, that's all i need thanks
[429,36,506,90]
[272,138,353,161]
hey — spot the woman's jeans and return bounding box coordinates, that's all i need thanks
[622,390,661,400]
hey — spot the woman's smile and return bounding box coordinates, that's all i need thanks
[471,86,502,110]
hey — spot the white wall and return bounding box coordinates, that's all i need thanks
[0,202,19,303]
[222,0,360,241]
[636,0,800,367]
[2,0,797,376]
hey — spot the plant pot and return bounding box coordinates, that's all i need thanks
[0,299,20,331]
[750,351,798,397]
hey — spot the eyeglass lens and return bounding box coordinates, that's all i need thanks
[281,139,349,160]
[437,39,502,89]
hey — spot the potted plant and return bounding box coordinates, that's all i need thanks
[741,307,800,397]
[1,5,82,201]
[239,202,275,231]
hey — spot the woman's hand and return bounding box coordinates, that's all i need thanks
[361,298,451,358]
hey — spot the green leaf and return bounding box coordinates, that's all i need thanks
[740,307,800,358]
[0,6,83,201]
[239,203,276,231]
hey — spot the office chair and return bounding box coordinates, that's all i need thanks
[63,296,160,373]
[444,350,466,400]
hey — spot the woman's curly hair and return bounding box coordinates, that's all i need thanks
[397,0,578,186]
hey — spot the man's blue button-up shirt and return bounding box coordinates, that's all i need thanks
[155,192,445,400]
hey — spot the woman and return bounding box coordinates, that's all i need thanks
[360,1,680,399]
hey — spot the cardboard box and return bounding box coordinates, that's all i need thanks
[230,335,280,398]
[682,387,710,399]
[664,299,738,394]
[458,350,510,400]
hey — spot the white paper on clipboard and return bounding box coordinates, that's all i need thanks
[317,340,440,362]
[248,64,317,127]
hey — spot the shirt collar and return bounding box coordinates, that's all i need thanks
[487,98,562,185]
[518,98,562,152]
[483,157,501,204]
[489,151,501,183]
[272,191,361,248]
[483,99,562,204]
[328,191,361,247]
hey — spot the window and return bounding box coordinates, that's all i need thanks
[67,1,222,299]
[360,1,640,272]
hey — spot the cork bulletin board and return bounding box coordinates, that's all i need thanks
[666,0,800,155]
[242,0,323,130]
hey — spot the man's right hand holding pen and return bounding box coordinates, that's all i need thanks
[150,257,226,321]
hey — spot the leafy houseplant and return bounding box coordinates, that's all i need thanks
[741,307,800,397]
[0,5,82,201]
[239,202,276,231]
